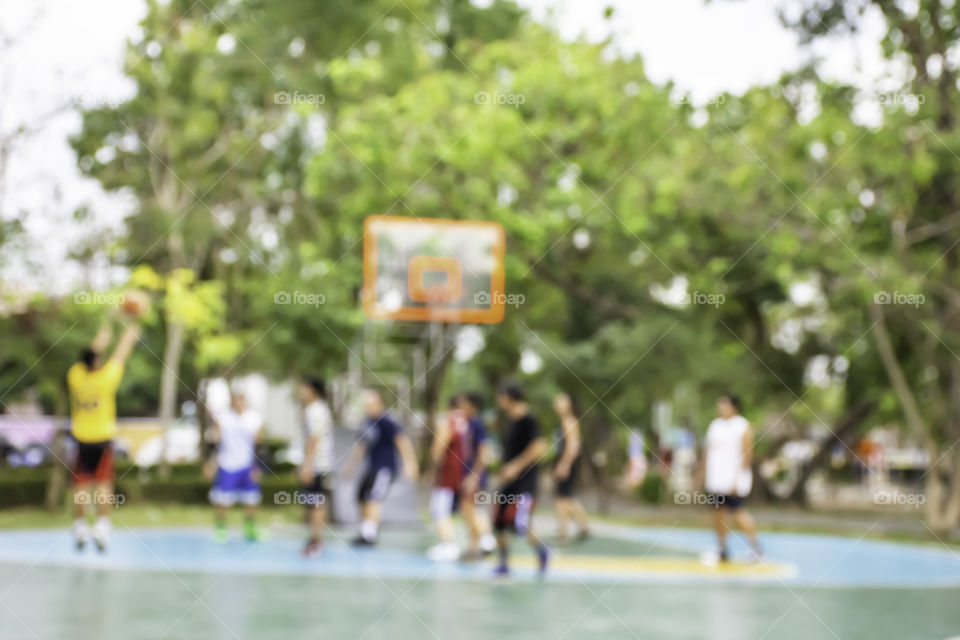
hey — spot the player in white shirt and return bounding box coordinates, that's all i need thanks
[207,387,264,543]
[297,376,334,556]
[703,394,762,563]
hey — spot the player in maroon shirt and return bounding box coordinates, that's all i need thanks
[427,396,470,561]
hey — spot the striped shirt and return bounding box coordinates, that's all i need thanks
[303,400,334,473]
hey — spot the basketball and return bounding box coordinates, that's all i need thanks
[121,290,150,317]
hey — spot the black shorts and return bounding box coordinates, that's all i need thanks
[711,494,745,510]
[493,492,535,535]
[555,460,578,498]
[301,473,330,509]
[357,467,394,504]
[73,440,114,484]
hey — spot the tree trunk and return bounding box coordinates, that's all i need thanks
[785,400,876,505]
[925,447,960,533]
[197,379,212,458]
[44,418,69,511]
[939,358,960,530]
[942,447,960,529]
[44,389,71,511]
[159,319,186,422]
[158,319,186,477]
[869,305,936,450]
[924,457,949,531]
[585,417,612,515]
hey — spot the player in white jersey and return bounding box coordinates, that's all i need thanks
[207,386,264,543]
[703,394,762,563]
[297,376,335,556]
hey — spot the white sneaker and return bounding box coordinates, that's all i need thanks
[747,547,765,564]
[479,534,496,552]
[428,542,460,562]
[92,518,111,553]
[72,519,90,551]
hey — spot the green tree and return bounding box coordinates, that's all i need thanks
[779,0,960,529]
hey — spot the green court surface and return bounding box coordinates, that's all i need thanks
[2,564,958,640]
[1,524,959,639]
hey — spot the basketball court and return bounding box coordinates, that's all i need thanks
[2,521,959,639]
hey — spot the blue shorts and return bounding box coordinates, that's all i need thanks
[210,467,261,506]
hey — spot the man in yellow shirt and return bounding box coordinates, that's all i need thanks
[67,316,141,551]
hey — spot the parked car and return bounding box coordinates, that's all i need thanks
[0,416,57,467]
[134,423,201,467]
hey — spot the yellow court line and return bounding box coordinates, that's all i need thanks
[510,555,794,578]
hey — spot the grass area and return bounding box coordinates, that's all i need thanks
[0,504,307,530]
[595,504,960,548]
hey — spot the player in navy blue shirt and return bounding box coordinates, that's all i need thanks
[347,388,419,546]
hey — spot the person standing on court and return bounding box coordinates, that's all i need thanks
[493,383,549,576]
[552,392,590,543]
[346,388,419,546]
[703,393,763,563]
[458,391,496,559]
[207,384,264,543]
[297,376,334,556]
[426,396,469,562]
[67,299,145,551]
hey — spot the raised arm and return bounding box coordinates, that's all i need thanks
[90,320,114,353]
[110,322,141,366]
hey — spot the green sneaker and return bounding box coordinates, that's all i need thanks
[243,520,261,542]
[214,524,228,544]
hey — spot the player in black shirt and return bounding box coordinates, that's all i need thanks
[493,383,549,576]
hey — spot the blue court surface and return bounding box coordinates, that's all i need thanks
[1,523,960,587]
[1,523,960,639]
